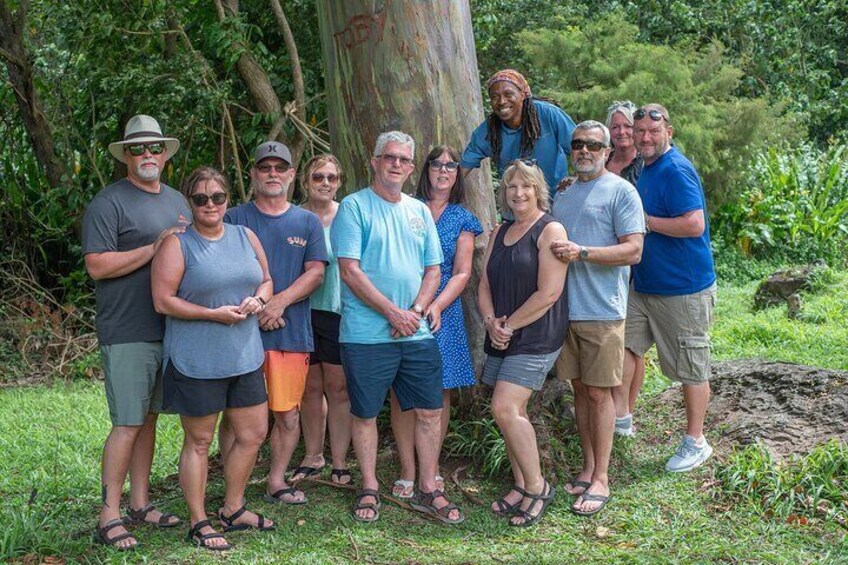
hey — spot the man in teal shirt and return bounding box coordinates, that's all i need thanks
[331,131,464,525]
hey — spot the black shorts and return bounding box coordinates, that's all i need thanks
[163,362,267,417]
[310,310,342,366]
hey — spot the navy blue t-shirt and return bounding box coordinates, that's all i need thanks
[633,147,716,295]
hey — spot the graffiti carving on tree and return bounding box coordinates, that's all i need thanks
[333,9,387,50]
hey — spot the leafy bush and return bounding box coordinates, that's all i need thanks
[443,413,508,478]
[717,441,848,525]
[713,143,848,266]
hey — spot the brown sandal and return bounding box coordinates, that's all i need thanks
[411,489,465,525]
[95,518,138,550]
[126,503,181,528]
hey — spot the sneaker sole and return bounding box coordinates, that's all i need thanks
[666,444,713,472]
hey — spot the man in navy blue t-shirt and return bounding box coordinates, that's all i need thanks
[624,104,717,473]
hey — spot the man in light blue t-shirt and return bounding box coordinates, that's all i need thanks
[551,120,644,517]
[331,131,463,525]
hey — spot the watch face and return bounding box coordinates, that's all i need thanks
[580,247,589,259]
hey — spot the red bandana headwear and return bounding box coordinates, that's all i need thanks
[486,69,532,98]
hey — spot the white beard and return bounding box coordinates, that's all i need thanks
[136,163,161,181]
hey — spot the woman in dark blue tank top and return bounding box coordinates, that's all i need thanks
[152,167,274,550]
[477,161,569,528]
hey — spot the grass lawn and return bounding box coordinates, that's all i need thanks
[2,273,847,564]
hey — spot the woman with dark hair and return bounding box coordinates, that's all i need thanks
[389,145,483,499]
[152,167,274,550]
[461,69,576,199]
[291,154,353,485]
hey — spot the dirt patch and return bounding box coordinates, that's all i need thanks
[658,359,848,457]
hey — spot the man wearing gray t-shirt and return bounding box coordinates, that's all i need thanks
[550,120,644,517]
[82,115,190,550]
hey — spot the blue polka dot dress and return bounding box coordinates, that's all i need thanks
[432,204,483,389]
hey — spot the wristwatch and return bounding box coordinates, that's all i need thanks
[579,246,589,261]
[411,303,424,315]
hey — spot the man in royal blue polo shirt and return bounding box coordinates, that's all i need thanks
[624,104,717,472]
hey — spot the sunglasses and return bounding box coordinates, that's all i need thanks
[379,154,414,166]
[428,160,459,172]
[257,163,291,174]
[311,172,340,183]
[634,109,668,123]
[126,143,165,156]
[570,139,608,152]
[511,158,538,167]
[190,192,228,207]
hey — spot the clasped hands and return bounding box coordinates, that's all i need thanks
[486,315,513,350]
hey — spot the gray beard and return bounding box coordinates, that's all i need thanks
[136,163,161,181]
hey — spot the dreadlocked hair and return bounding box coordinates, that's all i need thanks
[487,96,557,164]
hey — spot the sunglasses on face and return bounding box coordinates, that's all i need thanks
[428,160,459,172]
[190,192,228,207]
[570,139,608,152]
[379,154,414,166]
[126,143,165,156]
[311,172,340,183]
[257,163,291,174]
[634,109,668,123]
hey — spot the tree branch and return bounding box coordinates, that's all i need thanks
[268,0,306,164]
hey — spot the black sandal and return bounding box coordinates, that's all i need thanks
[509,482,556,528]
[331,468,353,484]
[492,485,528,517]
[410,489,465,525]
[218,505,275,532]
[95,518,138,551]
[187,519,231,551]
[351,489,380,523]
[126,503,181,528]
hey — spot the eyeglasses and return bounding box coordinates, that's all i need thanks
[634,109,668,123]
[126,143,165,156]
[190,192,228,207]
[257,163,291,174]
[311,172,340,183]
[428,160,459,172]
[379,154,414,166]
[510,158,538,167]
[570,139,608,152]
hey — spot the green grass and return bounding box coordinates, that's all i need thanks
[3,271,848,563]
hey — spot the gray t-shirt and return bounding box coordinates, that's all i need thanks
[552,171,644,321]
[82,178,191,345]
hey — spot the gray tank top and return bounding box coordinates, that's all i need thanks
[164,224,265,379]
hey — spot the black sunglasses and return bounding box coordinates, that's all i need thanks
[571,139,608,152]
[511,158,538,167]
[257,163,291,174]
[190,192,228,207]
[428,160,459,172]
[311,172,340,183]
[634,109,668,123]
[126,142,165,156]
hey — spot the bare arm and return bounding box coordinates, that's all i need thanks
[431,231,474,312]
[504,222,568,331]
[339,258,420,337]
[85,225,185,280]
[551,232,644,266]
[236,228,274,316]
[647,209,705,238]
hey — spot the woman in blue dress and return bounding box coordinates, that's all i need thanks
[389,145,483,498]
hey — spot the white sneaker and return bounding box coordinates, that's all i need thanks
[614,414,636,437]
[666,435,713,472]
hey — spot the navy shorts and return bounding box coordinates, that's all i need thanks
[163,362,267,417]
[340,339,443,419]
[310,310,342,366]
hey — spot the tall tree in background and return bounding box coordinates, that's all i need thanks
[316,0,496,368]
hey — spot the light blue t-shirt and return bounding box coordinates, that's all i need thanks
[309,226,341,314]
[331,188,443,344]
[552,172,645,321]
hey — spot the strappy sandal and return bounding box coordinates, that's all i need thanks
[351,489,380,523]
[410,489,465,525]
[95,518,138,551]
[264,486,308,505]
[330,468,353,485]
[509,482,556,528]
[218,505,275,532]
[391,479,415,499]
[492,485,528,517]
[187,519,231,551]
[125,503,181,528]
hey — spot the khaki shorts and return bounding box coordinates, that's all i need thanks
[556,320,625,388]
[625,284,717,385]
[101,342,166,426]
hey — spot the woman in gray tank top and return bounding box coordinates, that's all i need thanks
[152,167,274,550]
[477,161,569,528]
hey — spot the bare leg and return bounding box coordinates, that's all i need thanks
[573,385,614,513]
[351,415,379,521]
[683,382,710,438]
[566,378,594,494]
[267,409,306,503]
[630,354,646,415]
[99,424,143,549]
[219,402,272,528]
[323,363,352,476]
[389,390,416,495]
[613,350,637,419]
[294,363,327,478]
[179,412,228,548]
[218,413,235,464]
[415,407,461,521]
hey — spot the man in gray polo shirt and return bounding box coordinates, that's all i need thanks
[82,115,190,549]
[551,120,644,517]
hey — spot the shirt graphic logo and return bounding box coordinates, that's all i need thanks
[287,236,307,247]
[409,217,426,237]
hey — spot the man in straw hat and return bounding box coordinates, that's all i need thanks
[82,114,190,550]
